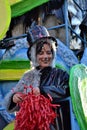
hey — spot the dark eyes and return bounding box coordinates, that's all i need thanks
[39,51,52,55]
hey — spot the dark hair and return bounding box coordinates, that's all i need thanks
[27,40,54,60]
[36,41,53,55]
[27,47,31,60]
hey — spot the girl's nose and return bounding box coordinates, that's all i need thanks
[43,53,48,58]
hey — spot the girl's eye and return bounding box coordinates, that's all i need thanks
[38,51,52,55]
[39,51,43,55]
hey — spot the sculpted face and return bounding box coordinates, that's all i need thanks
[36,44,53,69]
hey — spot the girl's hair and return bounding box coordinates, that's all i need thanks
[36,41,53,56]
[27,37,57,61]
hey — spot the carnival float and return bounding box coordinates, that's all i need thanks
[0,0,87,129]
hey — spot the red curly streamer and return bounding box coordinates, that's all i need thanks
[14,86,59,130]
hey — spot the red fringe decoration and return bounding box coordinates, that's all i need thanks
[14,91,59,130]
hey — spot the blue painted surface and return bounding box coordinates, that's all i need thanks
[0,82,16,129]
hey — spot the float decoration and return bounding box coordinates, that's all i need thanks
[69,64,87,130]
[14,86,59,130]
[10,0,49,18]
[0,0,11,40]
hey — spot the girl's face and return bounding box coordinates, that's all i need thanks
[36,44,53,69]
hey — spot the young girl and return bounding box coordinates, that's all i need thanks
[4,25,70,129]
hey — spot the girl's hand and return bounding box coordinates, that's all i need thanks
[33,87,40,96]
[13,93,24,103]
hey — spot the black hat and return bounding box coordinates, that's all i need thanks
[27,25,57,46]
